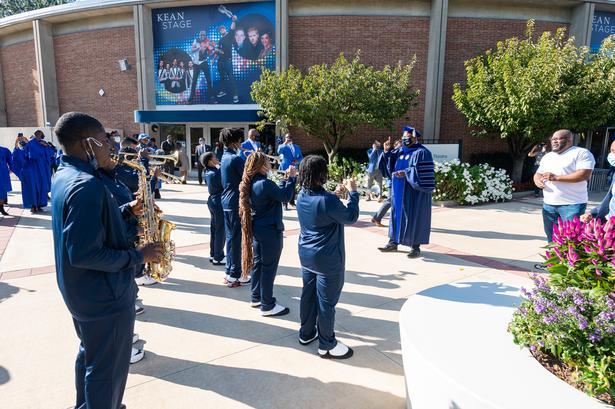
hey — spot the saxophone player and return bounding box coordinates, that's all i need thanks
[52,112,164,409]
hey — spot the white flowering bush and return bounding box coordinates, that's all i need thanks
[434,159,513,205]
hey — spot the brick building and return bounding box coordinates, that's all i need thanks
[0,0,613,169]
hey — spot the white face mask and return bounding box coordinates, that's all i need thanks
[608,152,615,167]
[85,137,103,170]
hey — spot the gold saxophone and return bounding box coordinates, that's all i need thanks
[114,154,176,282]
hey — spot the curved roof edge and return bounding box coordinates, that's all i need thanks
[0,0,148,30]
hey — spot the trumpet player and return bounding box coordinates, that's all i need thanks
[239,153,297,317]
[240,128,262,159]
[51,112,164,409]
[296,156,359,359]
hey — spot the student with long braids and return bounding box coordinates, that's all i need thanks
[239,152,297,316]
[296,155,359,359]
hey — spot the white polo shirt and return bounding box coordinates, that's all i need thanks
[537,146,595,205]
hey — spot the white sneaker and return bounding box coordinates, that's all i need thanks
[135,276,157,286]
[250,301,261,308]
[239,275,251,284]
[132,333,139,344]
[261,304,290,317]
[318,342,353,359]
[212,257,226,266]
[130,347,144,364]
[135,304,144,315]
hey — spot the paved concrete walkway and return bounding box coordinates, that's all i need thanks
[0,180,601,409]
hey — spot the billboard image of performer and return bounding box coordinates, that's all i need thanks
[152,1,276,106]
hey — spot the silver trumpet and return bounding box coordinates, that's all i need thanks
[240,148,283,164]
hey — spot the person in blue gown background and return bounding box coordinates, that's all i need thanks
[378,126,435,258]
[202,152,226,265]
[12,134,47,213]
[239,152,296,317]
[296,155,359,360]
[0,143,15,215]
[51,112,163,409]
[277,133,303,209]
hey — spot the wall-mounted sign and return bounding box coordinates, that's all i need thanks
[424,144,460,163]
[590,10,615,53]
[152,2,276,107]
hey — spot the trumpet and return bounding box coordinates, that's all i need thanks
[117,151,180,166]
[240,148,283,164]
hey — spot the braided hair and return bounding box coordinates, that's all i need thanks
[239,152,268,279]
[298,155,328,191]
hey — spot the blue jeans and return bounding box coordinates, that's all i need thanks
[542,203,586,242]
[223,209,242,278]
[299,268,344,350]
[251,228,283,311]
[373,197,391,222]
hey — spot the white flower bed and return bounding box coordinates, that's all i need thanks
[434,159,513,205]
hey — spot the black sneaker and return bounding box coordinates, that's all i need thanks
[378,242,398,252]
[407,249,421,259]
[534,263,547,271]
[135,305,145,315]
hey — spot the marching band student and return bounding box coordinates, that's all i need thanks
[0,143,14,215]
[51,112,163,409]
[296,155,359,359]
[201,152,225,265]
[99,134,146,364]
[239,152,296,317]
[220,128,249,287]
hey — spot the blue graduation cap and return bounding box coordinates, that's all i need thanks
[403,126,422,138]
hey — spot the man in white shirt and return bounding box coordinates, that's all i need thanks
[534,129,595,243]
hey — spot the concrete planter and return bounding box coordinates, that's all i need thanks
[399,276,612,409]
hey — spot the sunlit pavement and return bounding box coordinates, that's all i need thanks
[0,179,601,409]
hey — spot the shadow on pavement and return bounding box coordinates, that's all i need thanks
[0,281,20,303]
[419,281,520,308]
[129,352,405,409]
[0,366,9,385]
[431,227,544,241]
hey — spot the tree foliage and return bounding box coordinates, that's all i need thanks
[251,52,419,162]
[453,20,615,182]
[0,0,73,18]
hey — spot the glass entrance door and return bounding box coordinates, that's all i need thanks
[189,126,204,168]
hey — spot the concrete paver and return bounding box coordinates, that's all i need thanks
[0,181,587,409]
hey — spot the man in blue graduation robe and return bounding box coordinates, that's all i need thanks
[0,144,14,215]
[378,126,435,258]
[51,112,163,409]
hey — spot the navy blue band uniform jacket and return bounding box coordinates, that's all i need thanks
[296,188,360,275]
[250,174,296,231]
[221,147,245,210]
[52,156,144,322]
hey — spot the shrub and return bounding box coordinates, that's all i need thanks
[434,159,513,205]
[509,275,615,401]
[544,217,615,294]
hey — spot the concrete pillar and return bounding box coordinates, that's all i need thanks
[0,62,8,127]
[280,0,289,71]
[33,19,59,126]
[423,0,448,141]
[134,4,154,133]
[570,2,594,47]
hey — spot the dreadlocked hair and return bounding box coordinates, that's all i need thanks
[298,155,328,191]
[239,152,269,279]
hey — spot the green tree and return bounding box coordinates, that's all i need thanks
[453,21,615,182]
[0,0,73,18]
[251,52,418,162]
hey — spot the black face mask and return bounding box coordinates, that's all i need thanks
[402,137,412,147]
[18,141,26,147]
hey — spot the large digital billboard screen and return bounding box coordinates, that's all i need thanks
[152,2,276,106]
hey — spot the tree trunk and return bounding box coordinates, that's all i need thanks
[327,147,338,163]
[511,155,525,183]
